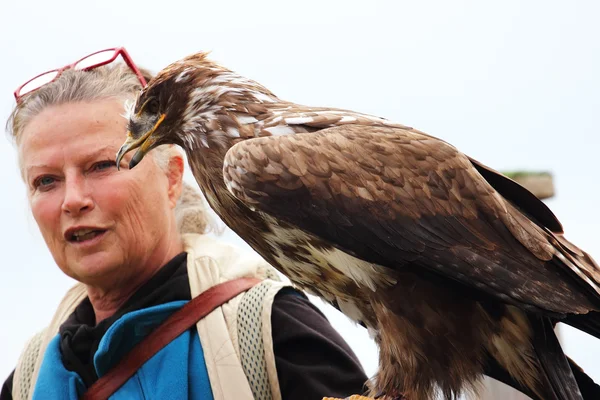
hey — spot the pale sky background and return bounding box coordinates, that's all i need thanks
[1,0,599,396]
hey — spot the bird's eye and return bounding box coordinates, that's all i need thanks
[146,98,160,114]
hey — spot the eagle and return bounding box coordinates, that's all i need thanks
[116,52,600,400]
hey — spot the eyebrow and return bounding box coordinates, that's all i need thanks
[25,145,119,175]
[87,145,120,159]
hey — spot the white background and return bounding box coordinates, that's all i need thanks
[1,0,599,393]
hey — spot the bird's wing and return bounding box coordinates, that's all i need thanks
[223,124,600,316]
[259,105,566,234]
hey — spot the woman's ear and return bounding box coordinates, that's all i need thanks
[166,151,184,209]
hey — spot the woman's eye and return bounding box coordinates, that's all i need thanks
[34,176,56,189]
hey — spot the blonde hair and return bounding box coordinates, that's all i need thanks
[8,65,146,144]
[6,62,211,234]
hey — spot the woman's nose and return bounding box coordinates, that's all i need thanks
[61,175,94,216]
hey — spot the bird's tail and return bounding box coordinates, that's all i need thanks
[529,315,583,400]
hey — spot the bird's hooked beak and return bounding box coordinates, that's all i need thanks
[116,114,166,170]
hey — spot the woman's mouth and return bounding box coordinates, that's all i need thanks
[66,228,107,243]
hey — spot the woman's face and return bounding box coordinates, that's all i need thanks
[20,98,183,288]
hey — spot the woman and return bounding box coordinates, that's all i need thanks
[1,48,368,400]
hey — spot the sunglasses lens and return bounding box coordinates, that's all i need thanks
[75,49,117,70]
[19,70,60,97]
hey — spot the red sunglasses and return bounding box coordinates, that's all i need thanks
[13,47,147,102]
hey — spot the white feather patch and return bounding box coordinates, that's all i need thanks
[260,214,395,292]
[121,99,135,120]
[337,297,366,323]
[175,68,192,82]
[237,115,259,124]
[253,91,277,103]
[227,127,240,138]
[263,125,297,136]
[313,247,396,292]
[284,116,315,125]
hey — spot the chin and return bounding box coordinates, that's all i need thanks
[63,251,122,286]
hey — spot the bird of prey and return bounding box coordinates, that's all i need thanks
[117,52,600,400]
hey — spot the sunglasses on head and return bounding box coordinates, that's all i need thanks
[13,47,147,102]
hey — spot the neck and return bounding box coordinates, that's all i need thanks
[86,229,184,324]
[87,282,147,324]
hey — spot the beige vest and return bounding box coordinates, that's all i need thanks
[11,233,290,400]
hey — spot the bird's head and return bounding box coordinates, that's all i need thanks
[117,51,279,170]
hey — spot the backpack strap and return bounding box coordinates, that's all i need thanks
[238,281,274,400]
[238,279,290,400]
[12,329,46,400]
